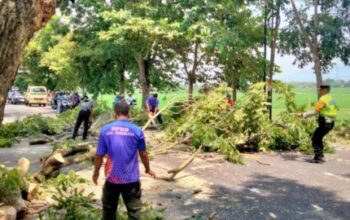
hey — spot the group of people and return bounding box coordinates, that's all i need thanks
[71,85,337,219]
[52,91,81,113]
[114,93,137,107]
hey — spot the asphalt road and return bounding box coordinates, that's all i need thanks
[3,103,57,123]
[1,105,349,220]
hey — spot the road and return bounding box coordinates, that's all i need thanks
[3,103,57,123]
[1,105,350,219]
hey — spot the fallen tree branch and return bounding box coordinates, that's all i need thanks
[156,146,201,181]
[29,135,55,145]
[142,97,180,131]
[236,132,267,152]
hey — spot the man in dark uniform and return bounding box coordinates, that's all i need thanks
[72,95,93,140]
[297,85,337,163]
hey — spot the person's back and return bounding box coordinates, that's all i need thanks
[93,102,156,220]
[126,95,134,106]
[72,97,92,140]
[99,120,144,183]
[80,98,92,112]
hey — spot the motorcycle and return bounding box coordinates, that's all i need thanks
[60,99,73,113]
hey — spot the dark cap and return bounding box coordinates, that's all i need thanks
[320,85,330,89]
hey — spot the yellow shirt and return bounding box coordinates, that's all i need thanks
[314,94,337,119]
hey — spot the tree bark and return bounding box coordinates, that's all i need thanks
[135,53,150,109]
[290,0,322,97]
[312,0,322,97]
[231,71,238,102]
[0,0,56,124]
[188,79,194,100]
[267,3,281,120]
[119,65,125,95]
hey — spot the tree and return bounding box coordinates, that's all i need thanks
[40,32,79,91]
[22,16,70,91]
[166,1,213,100]
[206,1,264,101]
[266,0,283,119]
[280,0,350,97]
[99,5,178,108]
[0,0,56,124]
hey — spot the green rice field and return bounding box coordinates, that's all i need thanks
[99,87,350,121]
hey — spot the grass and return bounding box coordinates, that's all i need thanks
[98,87,350,121]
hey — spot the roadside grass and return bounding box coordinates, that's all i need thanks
[98,87,350,120]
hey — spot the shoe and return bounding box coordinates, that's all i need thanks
[308,157,325,164]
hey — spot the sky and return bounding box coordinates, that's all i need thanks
[274,55,350,82]
[269,1,350,83]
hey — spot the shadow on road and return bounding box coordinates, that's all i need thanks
[158,174,350,220]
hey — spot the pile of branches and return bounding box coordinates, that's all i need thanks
[335,120,350,140]
[164,83,320,163]
[0,109,78,148]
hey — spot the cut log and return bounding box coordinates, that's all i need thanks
[35,142,96,180]
[12,198,27,214]
[0,206,16,220]
[27,183,40,201]
[26,202,52,215]
[43,151,65,167]
[29,135,54,145]
[236,132,266,152]
[16,158,30,176]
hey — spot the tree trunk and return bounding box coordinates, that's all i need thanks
[188,41,200,101]
[231,71,238,102]
[135,53,150,109]
[267,3,281,120]
[92,92,99,103]
[0,0,56,124]
[290,0,322,97]
[188,78,194,101]
[119,66,125,95]
[312,0,322,97]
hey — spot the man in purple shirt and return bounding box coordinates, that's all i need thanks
[93,102,156,220]
[146,93,163,125]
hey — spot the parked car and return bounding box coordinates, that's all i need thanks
[10,91,26,104]
[24,86,48,107]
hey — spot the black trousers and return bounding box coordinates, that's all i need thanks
[312,116,334,159]
[72,110,90,140]
[102,181,142,220]
[150,109,163,125]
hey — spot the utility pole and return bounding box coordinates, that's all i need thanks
[263,0,272,120]
[263,0,268,86]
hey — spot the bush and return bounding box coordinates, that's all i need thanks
[0,165,26,205]
[335,120,350,140]
[164,84,267,163]
[0,137,16,148]
[0,109,78,148]
[164,82,332,163]
[44,171,164,220]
